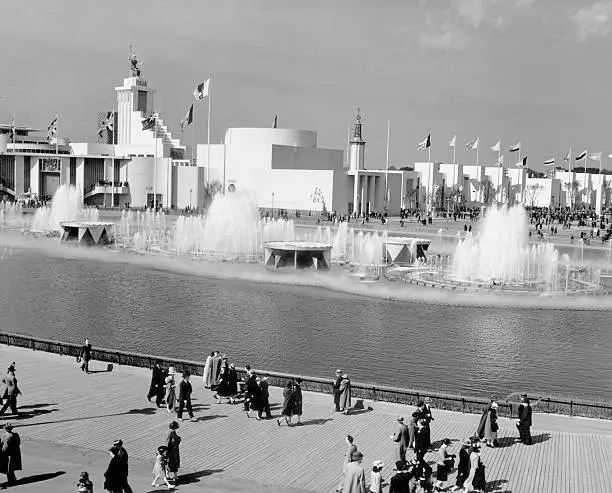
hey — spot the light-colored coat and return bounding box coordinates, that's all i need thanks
[339,378,352,410]
[202,355,213,388]
[342,461,366,493]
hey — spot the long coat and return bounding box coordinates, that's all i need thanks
[518,403,532,427]
[149,366,166,396]
[103,455,124,492]
[293,384,303,416]
[1,373,19,399]
[393,423,409,463]
[166,430,181,473]
[202,355,213,388]
[164,375,176,409]
[0,430,22,474]
[281,387,296,416]
[228,367,238,395]
[339,378,352,410]
[342,461,366,493]
[216,367,231,397]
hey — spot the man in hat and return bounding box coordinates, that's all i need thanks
[391,417,409,466]
[333,369,343,412]
[341,450,366,493]
[451,439,472,491]
[79,339,92,374]
[0,365,20,416]
[388,461,412,493]
[257,376,271,419]
[177,370,196,422]
[147,361,167,407]
[0,423,22,485]
[517,394,533,445]
[113,439,133,493]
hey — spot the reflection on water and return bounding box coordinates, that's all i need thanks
[0,244,611,401]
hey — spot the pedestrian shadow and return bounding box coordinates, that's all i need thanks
[193,414,227,422]
[0,471,65,488]
[18,403,57,410]
[486,479,509,491]
[532,432,551,444]
[13,407,58,420]
[190,403,211,411]
[345,407,373,416]
[431,438,459,449]
[126,407,158,415]
[491,437,517,448]
[298,418,334,426]
[177,468,223,485]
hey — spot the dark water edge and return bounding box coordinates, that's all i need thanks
[0,239,611,402]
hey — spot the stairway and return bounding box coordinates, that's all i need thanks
[137,111,186,153]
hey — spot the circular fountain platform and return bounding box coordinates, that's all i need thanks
[264,241,332,270]
[60,221,115,247]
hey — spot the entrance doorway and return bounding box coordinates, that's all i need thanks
[41,173,60,200]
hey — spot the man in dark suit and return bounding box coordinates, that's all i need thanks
[176,370,196,422]
[79,339,92,374]
[517,394,533,445]
[147,362,167,407]
[113,439,133,493]
[0,366,20,416]
[332,369,343,412]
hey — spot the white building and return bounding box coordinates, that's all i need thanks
[523,177,563,208]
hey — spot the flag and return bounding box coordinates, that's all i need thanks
[589,152,602,161]
[180,105,193,131]
[10,115,15,141]
[465,137,479,150]
[490,141,501,152]
[97,111,114,138]
[544,158,555,166]
[141,113,157,131]
[47,116,58,142]
[509,142,521,152]
[417,134,431,150]
[448,135,456,147]
[516,156,528,168]
[563,149,571,161]
[193,79,210,101]
[273,115,278,128]
[575,150,587,161]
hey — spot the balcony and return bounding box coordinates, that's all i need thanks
[84,180,129,199]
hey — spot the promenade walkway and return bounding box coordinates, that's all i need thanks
[2,345,612,492]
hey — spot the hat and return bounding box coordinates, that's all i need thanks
[113,439,123,446]
[351,451,363,461]
[520,393,528,398]
[169,421,180,430]
[373,460,384,468]
[424,397,431,403]
[443,438,452,445]
[157,445,168,454]
[167,366,176,375]
[4,424,13,431]
[79,472,89,480]
[397,416,404,422]
[336,369,342,374]
[491,402,499,409]
[230,363,235,369]
[394,460,404,471]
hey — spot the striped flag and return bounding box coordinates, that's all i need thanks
[465,137,479,150]
[516,156,528,168]
[10,114,15,141]
[575,150,587,161]
[180,105,193,131]
[544,158,555,166]
[509,142,521,152]
[490,141,501,152]
[97,111,115,138]
[448,135,456,147]
[417,134,431,150]
[588,152,602,161]
[273,115,278,128]
[193,79,210,101]
[47,116,58,142]
[141,113,157,131]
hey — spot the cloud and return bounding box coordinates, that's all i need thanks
[573,1,612,40]
[456,0,487,27]
[419,11,470,51]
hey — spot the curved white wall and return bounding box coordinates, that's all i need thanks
[224,128,317,148]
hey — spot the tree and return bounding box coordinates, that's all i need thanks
[480,179,495,206]
[564,180,580,209]
[403,187,417,210]
[603,177,612,210]
[447,185,463,212]
[524,183,544,208]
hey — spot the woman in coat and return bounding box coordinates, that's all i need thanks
[476,400,499,447]
[464,441,486,492]
[166,421,181,482]
[228,363,238,398]
[164,367,177,413]
[339,373,352,415]
[277,381,296,427]
[0,424,21,485]
[103,446,124,493]
[202,352,215,389]
[293,378,303,425]
[215,363,234,404]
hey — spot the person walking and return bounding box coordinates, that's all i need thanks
[243,367,257,413]
[176,370,196,422]
[148,362,167,408]
[257,376,272,419]
[0,424,21,485]
[433,438,455,492]
[407,412,419,450]
[476,400,499,447]
[277,381,296,426]
[417,398,434,450]
[228,363,239,402]
[336,435,358,492]
[202,352,215,389]
[78,339,93,374]
[103,446,124,493]
[75,471,94,493]
[166,421,181,483]
[152,445,174,490]
[341,450,366,493]
[214,362,234,404]
[339,373,352,415]
[113,439,133,493]
[463,440,486,492]
[388,461,412,493]
[293,378,303,425]
[369,460,384,493]
[517,394,533,445]
[451,439,472,492]
[333,369,343,412]
[245,371,262,419]
[391,417,409,467]
[0,365,20,417]
[164,367,177,414]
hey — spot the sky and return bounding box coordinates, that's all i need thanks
[1,0,611,171]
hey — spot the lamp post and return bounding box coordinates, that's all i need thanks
[272,192,275,218]
[189,187,192,210]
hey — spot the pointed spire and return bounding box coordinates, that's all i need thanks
[351,107,365,143]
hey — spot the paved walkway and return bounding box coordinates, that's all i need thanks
[2,346,612,492]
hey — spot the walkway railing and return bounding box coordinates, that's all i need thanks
[2,330,612,420]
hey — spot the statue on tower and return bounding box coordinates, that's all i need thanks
[128,46,142,77]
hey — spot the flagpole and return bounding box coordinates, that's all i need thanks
[584,149,587,206]
[192,104,196,166]
[476,145,478,167]
[154,115,157,210]
[453,141,456,165]
[111,109,115,208]
[55,114,59,156]
[384,118,390,210]
[208,74,212,189]
[346,122,350,168]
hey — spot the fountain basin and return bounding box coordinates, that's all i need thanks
[60,221,115,246]
[264,241,332,270]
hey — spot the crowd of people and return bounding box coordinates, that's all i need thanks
[0,347,536,493]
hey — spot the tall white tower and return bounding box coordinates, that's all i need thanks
[114,51,155,145]
[348,108,366,173]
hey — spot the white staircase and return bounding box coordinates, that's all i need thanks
[138,111,186,153]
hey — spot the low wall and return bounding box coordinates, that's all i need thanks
[2,331,611,419]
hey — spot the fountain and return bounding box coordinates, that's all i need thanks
[31,185,100,233]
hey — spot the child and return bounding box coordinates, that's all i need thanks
[75,471,93,493]
[369,460,384,493]
[434,438,456,492]
[152,445,174,490]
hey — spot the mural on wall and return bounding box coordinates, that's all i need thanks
[40,158,61,173]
